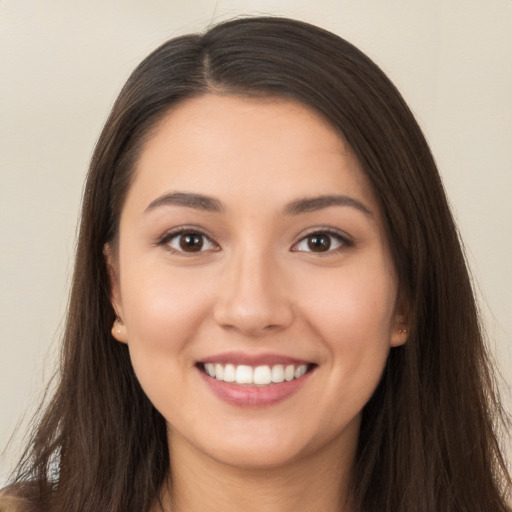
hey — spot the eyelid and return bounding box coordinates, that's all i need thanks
[156,225,220,254]
[291,227,353,253]
[155,225,352,255]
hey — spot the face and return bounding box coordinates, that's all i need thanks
[108,94,407,471]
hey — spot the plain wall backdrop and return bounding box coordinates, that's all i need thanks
[1,0,511,483]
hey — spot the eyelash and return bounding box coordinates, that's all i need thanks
[157,227,219,255]
[292,229,353,254]
[156,227,353,255]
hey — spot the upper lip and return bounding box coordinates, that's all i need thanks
[198,351,314,367]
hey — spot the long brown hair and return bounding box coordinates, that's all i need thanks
[5,16,511,511]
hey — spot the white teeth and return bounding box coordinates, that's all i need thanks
[294,365,307,379]
[215,364,224,381]
[271,364,285,383]
[203,362,310,386]
[235,365,253,384]
[205,363,215,377]
[223,363,235,383]
[284,365,295,382]
[253,365,272,385]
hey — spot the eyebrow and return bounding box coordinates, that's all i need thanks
[284,195,373,216]
[145,192,224,213]
[144,191,372,217]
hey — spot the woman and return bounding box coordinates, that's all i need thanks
[1,16,510,512]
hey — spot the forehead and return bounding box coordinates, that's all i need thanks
[125,94,378,215]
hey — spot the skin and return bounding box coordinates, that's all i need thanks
[108,94,408,512]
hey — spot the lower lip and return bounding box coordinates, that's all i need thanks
[198,368,313,408]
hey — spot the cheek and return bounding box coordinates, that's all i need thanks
[119,265,214,418]
[120,261,213,355]
[297,259,396,395]
[303,294,393,427]
[300,263,397,344]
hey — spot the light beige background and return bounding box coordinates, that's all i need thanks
[1,0,511,484]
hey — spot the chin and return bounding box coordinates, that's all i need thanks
[206,440,310,470]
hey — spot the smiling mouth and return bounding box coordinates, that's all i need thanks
[197,362,317,387]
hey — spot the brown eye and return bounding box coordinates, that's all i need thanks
[293,231,349,253]
[179,233,204,252]
[166,231,217,253]
[307,234,331,252]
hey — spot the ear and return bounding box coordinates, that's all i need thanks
[390,293,409,347]
[104,244,128,344]
[390,316,409,347]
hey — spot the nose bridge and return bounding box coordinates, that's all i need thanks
[213,241,293,335]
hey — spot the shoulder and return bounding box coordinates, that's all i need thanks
[0,485,40,512]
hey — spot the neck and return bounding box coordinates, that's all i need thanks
[158,430,357,512]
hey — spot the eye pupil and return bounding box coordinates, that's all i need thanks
[307,234,331,252]
[179,233,203,252]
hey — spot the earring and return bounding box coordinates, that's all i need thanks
[399,328,407,334]
[113,317,123,336]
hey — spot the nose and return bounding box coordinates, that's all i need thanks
[213,249,294,337]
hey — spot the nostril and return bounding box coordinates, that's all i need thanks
[213,301,294,336]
